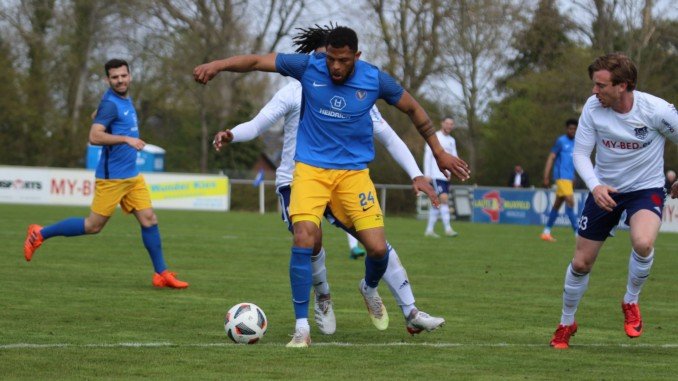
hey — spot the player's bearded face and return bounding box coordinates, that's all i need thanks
[106,66,131,96]
[325,45,360,84]
[591,70,623,109]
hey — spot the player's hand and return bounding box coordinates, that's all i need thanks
[193,61,221,84]
[435,152,470,181]
[212,130,234,152]
[412,176,440,207]
[592,185,618,212]
[543,177,550,188]
[671,181,678,199]
[126,137,146,151]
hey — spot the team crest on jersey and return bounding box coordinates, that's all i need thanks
[634,126,648,140]
[355,90,367,100]
[330,96,347,110]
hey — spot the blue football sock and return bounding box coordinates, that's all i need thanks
[364,248,390,288]
[141,225,167,274]
[546,207,559,229]
[565,207,578,232]
[41,217,86,239]
[290,246,313,319]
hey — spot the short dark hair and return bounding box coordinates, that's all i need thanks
[326,26,358,52]
[588,52,637,91]
[565,118,578,127]
[443,116,454,122]
[292,24,336,54]
[104,59,129,77]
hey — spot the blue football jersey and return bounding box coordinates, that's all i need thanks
[276,53,404,169]
[92,88,140,179]
[551,134,575,180]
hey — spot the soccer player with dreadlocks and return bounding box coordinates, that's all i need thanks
[194,25,470,348]
[208,24,446,344]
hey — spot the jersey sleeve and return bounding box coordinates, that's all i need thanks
[93,100,117,129]
[655,102,678,145]
[275,53,309,81]
[378,71,405,105]
[550,137,562,154]
[231,83,295,142]
[573,105,600,191]
[372,106,423,179]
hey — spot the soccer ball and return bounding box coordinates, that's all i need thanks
[224,303,268,344]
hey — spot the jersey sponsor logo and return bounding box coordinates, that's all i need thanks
[319,108,349,119]
[601,139,652,150]
[312,81,327,87]
[634,126,648,140]
[355,90,366,100]
[330,96,347,110]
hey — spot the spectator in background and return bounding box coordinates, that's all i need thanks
[508,165,530,188]
[665,170,676,192]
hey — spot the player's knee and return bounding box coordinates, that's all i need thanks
[570,258,592,274]
[439,193,450,203]
[366,244,388,259]
[85,222,104,234]
[632,239,654,257]
[293,225,317,248]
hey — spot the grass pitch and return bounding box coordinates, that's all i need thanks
[1,204,677,380]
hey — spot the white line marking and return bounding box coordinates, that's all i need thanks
[3,342,678,349]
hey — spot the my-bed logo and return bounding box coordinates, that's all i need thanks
[0,179,42,190]
[474,190,503,223]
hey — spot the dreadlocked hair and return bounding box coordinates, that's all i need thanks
[292,23,337,54]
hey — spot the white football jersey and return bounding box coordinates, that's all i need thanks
[423,130,458,181]
[574,91,678,193]
[230,81,422,188]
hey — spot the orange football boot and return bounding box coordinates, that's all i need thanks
[24,224,44,261]
[622,302,643,338]
[550,322,578,349]
[152,270,189,289]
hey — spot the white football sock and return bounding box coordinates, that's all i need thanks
[440,203,452,230]
[295,318,310,331]
[561,262,589,326]
[624,249,654,304]
[311,247,330,296]
[381,246,416,318]
[426,207,439,232]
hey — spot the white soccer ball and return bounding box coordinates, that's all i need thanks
[224,302,268,344]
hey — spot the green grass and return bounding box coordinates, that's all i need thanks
[1,204,677,380]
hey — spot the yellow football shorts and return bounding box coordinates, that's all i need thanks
[91,175,153,216]
[555,179,574,197]
[289,162,384,231]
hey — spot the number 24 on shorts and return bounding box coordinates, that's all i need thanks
[359,191,375,211]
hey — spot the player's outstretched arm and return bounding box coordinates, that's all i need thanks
[394,91,470,181]
[213,83,296,152]
[193,53,278,84]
